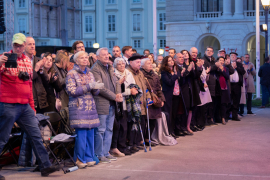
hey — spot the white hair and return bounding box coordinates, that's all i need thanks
[140,58,150,67]
[113,57,126,68]
[190,47,198,53]
[96,47,108,56]
[74,51,89,63]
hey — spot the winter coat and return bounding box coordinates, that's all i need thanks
[90,60,121,115]
[66,64,100,129]
[141,68,165,119]
[216,66,231,104]
[127,66,151,115]
[32,56,49,109]
[202,54,218,96]
[258,63,270,86]
[114,68,136,111]
[243,62,256,93]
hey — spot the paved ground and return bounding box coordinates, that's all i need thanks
[1,107,270,180]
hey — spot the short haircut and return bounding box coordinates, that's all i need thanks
[113,45,120,49]
[265,57,270,62]
[96,47,108,56]
[43,52,52,58]
[113,57,126,68]
[140,58,150,67]
[169,48,176,53]
[72,41,84,51]
[245,54,250,57]
[74,51,89,63]
[205,46,214,51]
[132,49,137,53]
[143,49,150,53]
[122,46,132,54]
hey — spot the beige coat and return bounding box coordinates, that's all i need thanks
[127,66,151,115]
[242,62,256,93]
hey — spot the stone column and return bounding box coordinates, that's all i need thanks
[234,0,244,19]
[223,0,232,19]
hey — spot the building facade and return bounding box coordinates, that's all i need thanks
[1,0,167,55]
[166,0,265,65]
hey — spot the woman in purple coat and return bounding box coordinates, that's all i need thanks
[66,51,104,168]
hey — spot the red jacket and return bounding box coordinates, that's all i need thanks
[0,50,35,111]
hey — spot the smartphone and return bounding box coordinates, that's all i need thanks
[4,53,17,68]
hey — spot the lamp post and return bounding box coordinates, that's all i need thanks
[93,43,100,49]
[261,0,270,58]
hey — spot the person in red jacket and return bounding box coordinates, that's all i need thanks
[0,33,59,179]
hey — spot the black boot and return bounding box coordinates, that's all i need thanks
[0,174,5,180]
[41,165,60,177]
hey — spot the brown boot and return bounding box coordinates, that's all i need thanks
[76,158,87,169]
[222,118,226,125]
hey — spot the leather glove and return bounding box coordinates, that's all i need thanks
[89,80,104,90]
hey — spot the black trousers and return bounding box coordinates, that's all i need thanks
[148,119,156,138]
[136,115,146,146]
[111,111,128,152]
[240,93,253,113]
[191,106,198,127]
[171,95,182,134]
[231,83,241,119]
[220,103,227,119]
[208,96,217,121]
[196,104,207,127]
[214,96,222,123]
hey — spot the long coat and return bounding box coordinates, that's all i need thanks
[216,66,231,104]
[66,64,100,129]
[243,62,256,93]
[90,60,121,115]
[141,69,165,119]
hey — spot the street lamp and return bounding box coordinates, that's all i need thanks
[261,0,270,58]
[159,49,164,55]
[93,43,100,49]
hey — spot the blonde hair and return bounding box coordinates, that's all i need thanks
[74,51,89,63]
[55,52,69,69]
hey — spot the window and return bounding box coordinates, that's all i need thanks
[85,0,93,5]
[18,18,26,34]
[85,16,93,32]
[133,14,141,31]
[133,0,141,3]
[0,42,4,51]
[108,0,115,4]
[159,39,166,48]
[201,0,221,12]
[159,13,166,31]
[108,40,116,49]
[19,0,25,8]
[247,0,255,10]
[85,41,93,47]
[133,40,141,48]
[41,42,47,46]
[108,15,116,32]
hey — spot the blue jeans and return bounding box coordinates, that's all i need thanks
[261,85,270,106]
[94,105,115,157]
[74,128,95,163]
[0,103,51,169]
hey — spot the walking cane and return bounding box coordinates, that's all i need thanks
[138,122,147,152]
[146,89,154,151]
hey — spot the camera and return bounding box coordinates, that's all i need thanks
[18,71,30,81]
[4,53,17,68]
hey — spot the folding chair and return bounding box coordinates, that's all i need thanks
[0,125,22,168]
[39,112,78,174]
[59,109,75,135]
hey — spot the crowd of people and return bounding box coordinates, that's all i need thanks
[0,33,269,179]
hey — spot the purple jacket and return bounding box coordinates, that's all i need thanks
[66,64,100,129]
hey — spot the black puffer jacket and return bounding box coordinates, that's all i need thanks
[259,63,270,86]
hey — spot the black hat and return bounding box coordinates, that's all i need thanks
[128,53,143,61]
[230,52,238,56]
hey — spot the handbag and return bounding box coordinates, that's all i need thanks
[145,78,163,107]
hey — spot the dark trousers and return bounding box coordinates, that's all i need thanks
[208,96,217,121]
[171,95,182,134]
[191,106,198,127]
[130,115,145,146]
[262,85,270,106]
[196,104,207,127]
[231,83,241,119]
[239,93,253,114]
[0,103,51,170]
[220,103,227,119]
[111,111,127,152]
[214,96,222,123]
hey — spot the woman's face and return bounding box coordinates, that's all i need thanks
[44,56,53,70]
[148,55,154,63]
[167,57,174,68]
[76,54,89,67]
[219,58,225,66]
[116,61,126,73]
[183,51,189,59]
[143,60,153,72]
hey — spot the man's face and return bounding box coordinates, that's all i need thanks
[190,48,198,59]
[13,43,26,57]
[144,50,150,56]
[125,48,133,58]
[129,59,141,71]
[218,51,225,58]
[25,38,35,56]
[157,56,163,63]
[205,48,214,57]
[112,47,121,57]
[244,55,250,63]
[176,53,184,65]
[97,49,109,65]
[75,43,85,54]
[230,54,237,62]
[169,50,175,58]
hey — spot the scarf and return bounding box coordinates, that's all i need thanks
[219,67,227,90]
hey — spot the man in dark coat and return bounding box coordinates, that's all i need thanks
[202,46,218,124]
[229,52,246,121]
[258,57,270,107]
